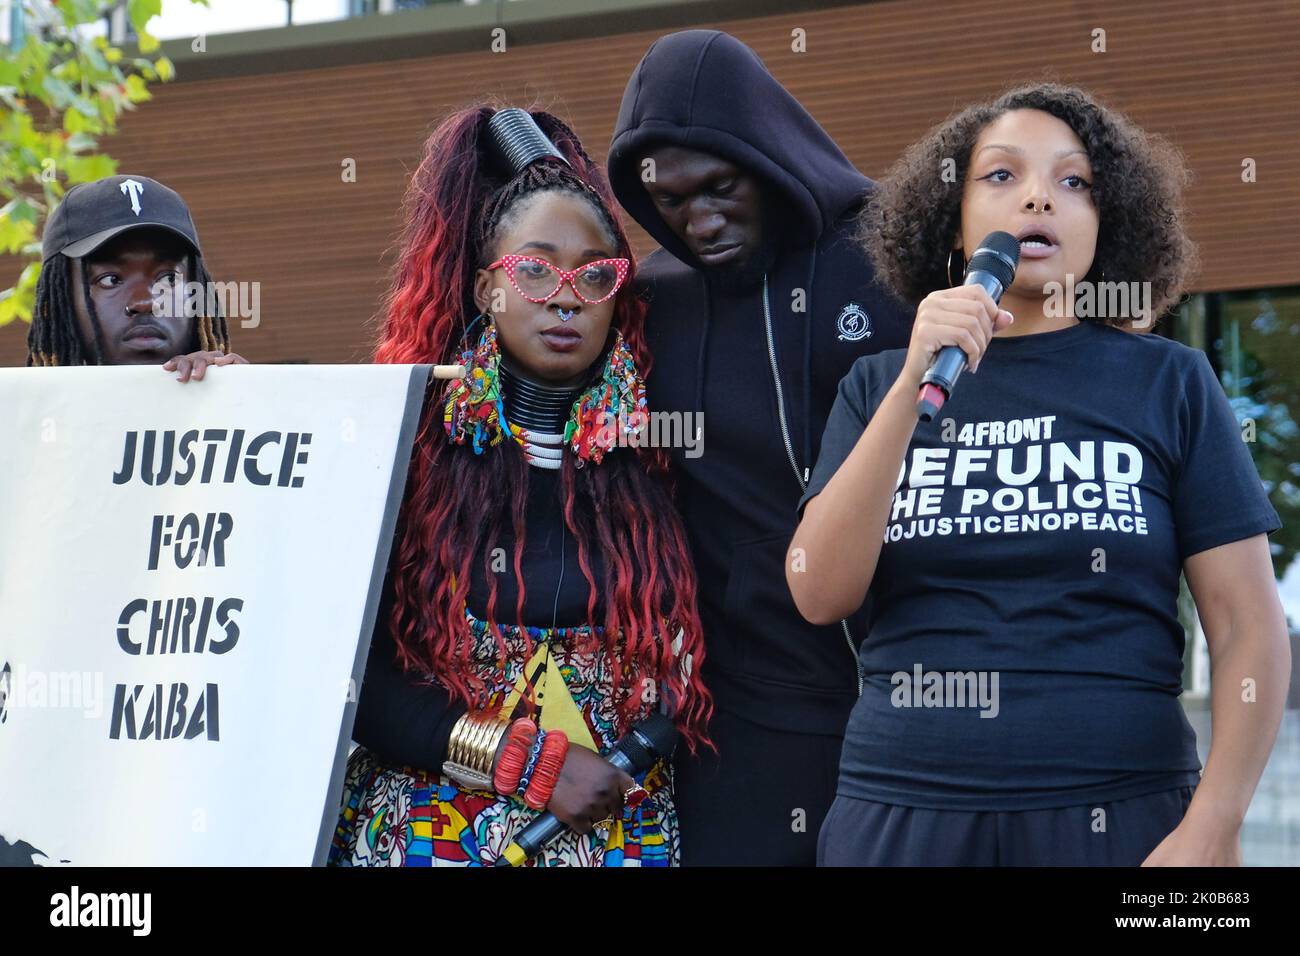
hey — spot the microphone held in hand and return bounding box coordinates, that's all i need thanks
[916,231,1020,422]
[495,713,678,867]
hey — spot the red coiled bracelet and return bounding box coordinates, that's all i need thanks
[492,718,538,795]
[523,729,569,809]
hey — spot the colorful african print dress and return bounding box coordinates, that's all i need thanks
[327,608,678,867]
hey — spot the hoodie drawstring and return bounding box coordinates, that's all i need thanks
[801,245,817,482]
[694,271,712,423]
[693,243,814,480]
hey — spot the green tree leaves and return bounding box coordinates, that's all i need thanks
[0,0,208,326]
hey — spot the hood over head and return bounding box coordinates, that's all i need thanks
[609,30,871,266]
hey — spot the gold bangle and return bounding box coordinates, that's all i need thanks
[447,715,464,765]
[448,712,509,777]
[466,715,491,770]
[461,713,487,763]
[448,713,473,766]
[478,719,509,775]
[472,718,506,776]
[443,712,503,792]
[455,713,483,767]
[465,714,492,773]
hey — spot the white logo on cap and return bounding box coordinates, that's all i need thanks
[120,178,144,216]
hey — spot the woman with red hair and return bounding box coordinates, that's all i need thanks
[328,106,711,867]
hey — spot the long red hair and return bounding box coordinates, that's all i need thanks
[375,105,711,750]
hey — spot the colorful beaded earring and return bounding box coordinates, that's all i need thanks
[444,317,648,465]
[565,330,648,466]
[443,316,508,453]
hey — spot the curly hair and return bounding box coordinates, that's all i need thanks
[859,83,1199,325]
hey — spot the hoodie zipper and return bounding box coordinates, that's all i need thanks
[762,275,863,697]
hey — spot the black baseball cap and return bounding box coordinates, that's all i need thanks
[41,174,201,262]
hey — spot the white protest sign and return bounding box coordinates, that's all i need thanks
[0,364,429,866]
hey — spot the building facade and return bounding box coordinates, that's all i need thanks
[1,0,1296,859]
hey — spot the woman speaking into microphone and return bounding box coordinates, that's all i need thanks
[787,83,1287,866]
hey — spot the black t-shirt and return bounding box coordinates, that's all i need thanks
[797,321,1282,810]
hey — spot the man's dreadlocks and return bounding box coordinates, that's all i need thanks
[27,252,231,367]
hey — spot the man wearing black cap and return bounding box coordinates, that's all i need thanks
[607,31,914,865]
[29,174,244,380]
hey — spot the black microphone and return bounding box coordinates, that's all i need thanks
[915,231,1020,422]
[495,713,678,867]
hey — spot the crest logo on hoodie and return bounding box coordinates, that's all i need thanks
[836,302,872,342]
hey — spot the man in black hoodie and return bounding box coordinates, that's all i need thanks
[608,30,913,865]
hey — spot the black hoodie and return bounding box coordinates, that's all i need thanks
[609,31,913,735]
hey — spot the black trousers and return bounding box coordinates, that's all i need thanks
[818,785,1196,866]
[673,706,844,866]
